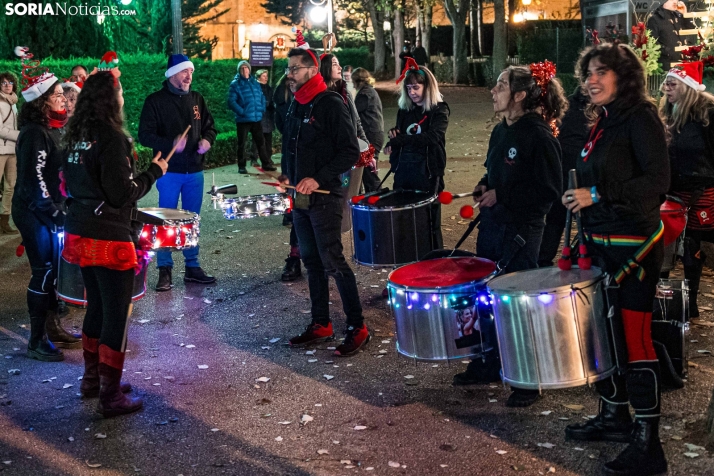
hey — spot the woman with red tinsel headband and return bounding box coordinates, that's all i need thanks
[452,61,567,408]
[62,54,168,418]
[563,43,669,476]
[12,47,81,361]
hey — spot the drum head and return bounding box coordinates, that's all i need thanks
[488,266,603,294]
[389,257,497,288]
[138,208,197,221]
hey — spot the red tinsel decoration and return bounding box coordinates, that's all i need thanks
[529,60,556,97]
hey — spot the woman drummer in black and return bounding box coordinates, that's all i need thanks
[659,61,714,318]
[452,62,567,407]
[383,59,449,248]
[563,43,669,476]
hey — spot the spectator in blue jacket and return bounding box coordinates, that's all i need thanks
[227,61,276,174]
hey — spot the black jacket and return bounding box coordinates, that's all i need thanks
[138,81,217,174]
[647,7,695,69]
[259,82,275,134]
[64,128,163,243]
[273,79,293,136]
[387,102,450,192]
[668,108,714,191]
[280,91,360,197]
[478,113,562,225]
[412,46,429,66]
[558,87,590,181]
[577,102,669,235]
[13,122,64,222]
[355,84,384,151]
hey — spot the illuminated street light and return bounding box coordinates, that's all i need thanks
[310,6,328,23]
[384,20,391,31]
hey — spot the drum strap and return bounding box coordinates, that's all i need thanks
[71,198,139,221]
[602,222,664,285]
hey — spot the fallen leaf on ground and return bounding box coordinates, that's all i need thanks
[538,442,555,449]
[317,449,329,455]
[388,461,401,468]
[540,411,552,416]
[275,436,283,441]
[278,421,291,425]
[404,375,415,379]
[685,443,706,452]
[185,345,196,349]
[340,460,351,464]
[684,452,700,458]
[210,428,220,432]
[308,359,318,363]
[562,404,584,411]
[86,461,102,468]
[306,350,316,355]
[137,319,150,324]
[197,365,209,369]
[323,375,334,380]
[256,377,270,383]
[697,349,711,354]
[353,425,368,430]
[269,338,280,344]
[94,433,107,439]
[691,319,714,327]
[496,450,507,455]
[301,414,314,423]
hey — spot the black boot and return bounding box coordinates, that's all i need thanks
[603,418,667,476]
[45,310,81,349]
[565,399,633,442]
[184,267,216,284]
[453,354,501,385]
[281,257,302,281]
[155,266,172,291]
[27,316,64,362]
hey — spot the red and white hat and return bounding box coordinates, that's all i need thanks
[14,46,58,102]
[295,30,310,49]
[61,80,82,93]
[667,61,706,92]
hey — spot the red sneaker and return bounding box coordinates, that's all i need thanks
[289,322,334,347]
[334,325,370,356]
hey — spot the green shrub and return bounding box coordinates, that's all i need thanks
[433,59,453,84]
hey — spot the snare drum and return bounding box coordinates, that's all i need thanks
[57,256,147,307]
[660,196,687,273]
[487,267,615,390]
[652,279,690,378]
[387,256,498,361]
[220,193,291,220]
[351,190,437,266]
[137,208,200,252]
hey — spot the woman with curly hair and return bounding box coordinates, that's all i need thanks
[563,43,669,476]
[13,57,81,361]
[453,62,567,407]
[659,62,714,318]
[62,59,167,417]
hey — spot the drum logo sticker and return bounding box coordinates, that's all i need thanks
[505,147,517,165]
[193,105,201,120]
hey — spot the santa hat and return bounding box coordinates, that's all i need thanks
[165,54,194,78]
[295,30,310,49]
[60,80,81,93]
[667,62,706,92]
[14,46,58,102]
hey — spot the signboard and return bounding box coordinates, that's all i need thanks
[249,42,274,67]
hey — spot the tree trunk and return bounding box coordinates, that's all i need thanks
[444,0,469,84]
[393,7,405,80]
[416,1,423,44]
[492,0,507,82]
[367,0,387,74]
[423,3,432,58]
[707,387,714,447]
[469,0,480,57]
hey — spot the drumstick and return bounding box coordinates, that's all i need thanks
[261,181,329,195]
[164,125,191,163]
[438,190,483,205]
[570,169,592,270]
[558,170,576,271]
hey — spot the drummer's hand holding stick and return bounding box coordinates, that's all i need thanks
[166,125,192,162]
[475,186,496,208]
[152,152,168,175]
[562,170,595,269]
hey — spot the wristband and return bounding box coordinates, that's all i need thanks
[590,186,599,204]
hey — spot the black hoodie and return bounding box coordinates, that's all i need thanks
[138,81,217,174]
[577,102,669,236]
[478,112,562,224]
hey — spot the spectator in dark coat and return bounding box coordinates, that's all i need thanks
[399,46,414,73]
[647,0,695,69]
[249,69,275,166]
[227,60,276,173]
[352,67,384,192]
[412,39,429,66]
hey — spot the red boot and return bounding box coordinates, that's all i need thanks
[97,345,142,418]
[80,335,132,398]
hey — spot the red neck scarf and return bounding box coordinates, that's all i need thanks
[294,74,327,105]
[48,109,68,129]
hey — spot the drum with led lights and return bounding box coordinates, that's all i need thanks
[387,256,498,361]
[351,190,437,266]
[487,266,615,390]
[136,208,200,252]
[220,193,292,220]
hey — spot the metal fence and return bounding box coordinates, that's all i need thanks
[648,73,665,99]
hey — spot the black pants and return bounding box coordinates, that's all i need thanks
[249,132,274,162]
[589,239,664,418]
[292,195,363,327]
[81,266,134,352]
[236,122,272,168]
[12,207,59,317]
[538,200,567,267]
[476,208,545,273]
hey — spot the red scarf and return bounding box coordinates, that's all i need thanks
[294,74,327,105]
[48,109,68,129]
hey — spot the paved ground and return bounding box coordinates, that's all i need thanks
[1,84,714,475]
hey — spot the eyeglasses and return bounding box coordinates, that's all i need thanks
[1,81,13,86]
[663,81,679,90]
[285,66,313,76]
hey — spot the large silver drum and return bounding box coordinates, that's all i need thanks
[487,267,615,390]
[387,256,498,361]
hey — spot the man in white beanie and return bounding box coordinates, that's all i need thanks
[139,54,217,292]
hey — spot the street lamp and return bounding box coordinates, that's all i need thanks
[309,0,333,34]
[522,0,531,5]
[310,6,328,24]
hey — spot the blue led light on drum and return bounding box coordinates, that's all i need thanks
[537,294,554,304]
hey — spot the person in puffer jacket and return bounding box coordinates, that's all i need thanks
[227,60,276,174]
